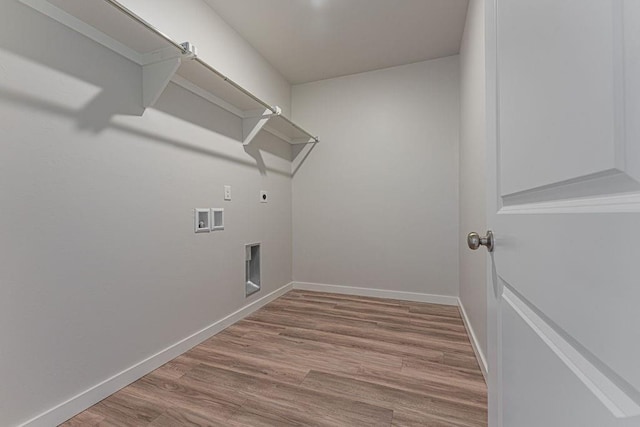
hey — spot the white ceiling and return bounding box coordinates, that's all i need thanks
[203,0,469,84]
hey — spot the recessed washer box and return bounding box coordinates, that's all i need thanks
[194,208,210,233]
[211,208,224,231]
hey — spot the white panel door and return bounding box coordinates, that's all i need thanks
[485,1,640,426]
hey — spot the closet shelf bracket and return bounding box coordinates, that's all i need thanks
[142,42,197,108]
[242,107,281,146]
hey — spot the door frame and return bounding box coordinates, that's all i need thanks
[484,0,501,425]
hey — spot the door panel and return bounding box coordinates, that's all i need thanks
[495,213,640,392]
[498,0,625,196]
[502,298,639,427]
[487,0,640,424]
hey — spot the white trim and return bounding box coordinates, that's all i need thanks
[292,281,458,306]
[20,282,294,427]
[498,192,640,215]
[458,298,488,381]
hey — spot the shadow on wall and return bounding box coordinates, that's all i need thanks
[0,1,302,177]
[292,143,317,177]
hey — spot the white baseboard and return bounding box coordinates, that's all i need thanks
[292,281,459,306]
[21,282,294,427]
[457,298,488,380]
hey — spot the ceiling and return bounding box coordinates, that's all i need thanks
[203,0,469,84]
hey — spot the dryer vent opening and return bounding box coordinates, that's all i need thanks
[245,243,261,297]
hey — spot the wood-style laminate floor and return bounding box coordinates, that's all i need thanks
[61,290,487,426]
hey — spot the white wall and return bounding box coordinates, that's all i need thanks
[292,57,460,299]
[459,0,488,372]
[0,1,293,426]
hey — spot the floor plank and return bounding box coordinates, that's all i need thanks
[61,290,487,426]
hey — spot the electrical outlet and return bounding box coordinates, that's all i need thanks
[224,185,231,201]
[260,191,268,203]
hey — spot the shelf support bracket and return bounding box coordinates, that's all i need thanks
[142,56,182,108]
[242,107,281,145]
[141,42,197,109]
[291,137,320,144]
